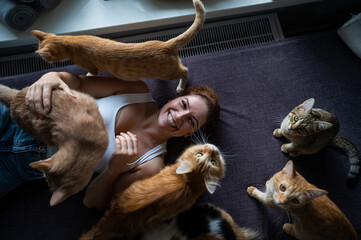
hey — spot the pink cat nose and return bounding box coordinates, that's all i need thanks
[206,144,216,151]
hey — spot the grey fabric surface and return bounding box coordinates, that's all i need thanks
[0,29,360,240]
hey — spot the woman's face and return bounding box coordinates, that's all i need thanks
[158,95,209,137]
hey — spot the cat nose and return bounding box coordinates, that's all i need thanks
[206,144,217,151]
[287,126,292,131]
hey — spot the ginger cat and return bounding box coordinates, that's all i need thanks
[141,202,262,240]
[32,0,206,94]
[247,160,358,240]
[79,143,226,240]
[0,84,108,206]
[273,98,360,186]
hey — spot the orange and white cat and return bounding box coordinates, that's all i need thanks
[32,0,205,93]
[247,160,358,240]
[0,84,108,206]
[80,143,226,240]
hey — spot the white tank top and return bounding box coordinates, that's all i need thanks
[94,93,167,173]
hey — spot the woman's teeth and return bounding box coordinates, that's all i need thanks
[168,113,176,128]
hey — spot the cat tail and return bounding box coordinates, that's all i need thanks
[166,0,205,49]
[0,84,18,107]
[331,136,361,186]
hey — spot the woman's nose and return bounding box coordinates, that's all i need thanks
[177,110,191,120]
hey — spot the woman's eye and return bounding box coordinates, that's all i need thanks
[280,184,286,192]
[189,118,195,127]
[291,198,300,204]
[182,100,187,109]
[210,159,218,166]
[196,153,203,157]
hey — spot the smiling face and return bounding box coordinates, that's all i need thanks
[158,95,209,137]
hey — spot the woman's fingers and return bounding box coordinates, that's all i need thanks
[114,132,138,157]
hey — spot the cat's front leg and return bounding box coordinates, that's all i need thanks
[176,79,186,94]
[247,187,269,205]
[283,223,299,239]
[273,128,283,138]
[281,143,300,157]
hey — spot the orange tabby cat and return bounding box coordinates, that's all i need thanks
[79,143,226,240]
[247,160,358,240]
[31,0,205,94]
[0,84,108,206]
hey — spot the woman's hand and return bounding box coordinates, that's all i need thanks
[83,131,138,209]
[108,132,138,171]
[25,72,76,117]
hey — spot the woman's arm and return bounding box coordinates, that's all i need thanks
[26,71,149,115]
[83,132,138,209]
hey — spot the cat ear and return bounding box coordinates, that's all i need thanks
[32,30,51,41]
[35,47,53,58]
[29,158,52,171]
[307,188,328,200]
[298,98,315,113]
[50,189,71,206]
[176,160,192,174]
[313,121,333,132]
[282,160,296,178]
[205,179,220,194]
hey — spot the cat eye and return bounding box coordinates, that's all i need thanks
[210,159,218,166]
[279,184,286,192]
[293,115,299,122]
[196,153,203,158]
[291,198,300,204]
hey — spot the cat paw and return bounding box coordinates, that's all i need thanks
[273,129,283,138]
[176,86,185,94]
[281,144,289,153]
[283,223,293,233]
[247,186,256,196]
[289,152,300,157]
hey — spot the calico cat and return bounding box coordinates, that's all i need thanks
[273,98,360,186]
[140,202,261,240]
[31,0,205,94]
[247,160,358,240]
[79,143,226,240]
[0,84,108,206]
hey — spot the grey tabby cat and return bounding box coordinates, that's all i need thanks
[273,98,360,186]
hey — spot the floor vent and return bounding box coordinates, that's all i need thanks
[0,13,283,77]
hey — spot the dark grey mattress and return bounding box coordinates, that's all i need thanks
[0,29,360,240]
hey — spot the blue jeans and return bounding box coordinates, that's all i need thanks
[0,103,46,198]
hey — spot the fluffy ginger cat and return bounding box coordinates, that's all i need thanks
[31,0,205,94]
[247,160,358,240]
[140,202,262,240]
[273,98,360,186]
[0,84,108,206]
[79,143,226,240]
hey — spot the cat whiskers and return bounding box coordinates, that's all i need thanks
[273,114,285,126]
[189,128,209,145]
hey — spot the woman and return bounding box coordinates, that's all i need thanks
[1,71,220,209]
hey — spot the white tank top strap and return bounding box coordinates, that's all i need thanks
[122,142,167,172]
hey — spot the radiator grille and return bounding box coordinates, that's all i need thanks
[0,13,283,77]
